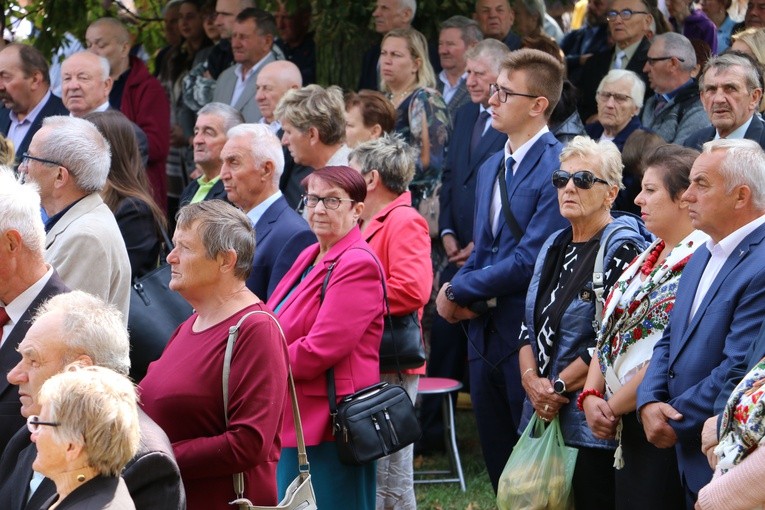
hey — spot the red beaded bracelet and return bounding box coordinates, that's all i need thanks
[576,388,604,411]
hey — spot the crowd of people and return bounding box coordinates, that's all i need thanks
[2,0,765,509]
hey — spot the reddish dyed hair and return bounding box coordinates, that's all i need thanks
[302,166,367,203]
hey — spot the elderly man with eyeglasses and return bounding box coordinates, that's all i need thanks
[17,115,131,324]
[641,32,710,145]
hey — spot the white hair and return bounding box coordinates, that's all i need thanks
[67,51,111,81]
[34,291,130,376]
[41,116,111,193]
[0,168,45,255]
[703,138,765,209]
[227,123,285,182]
[597,69,646,109]
[560,135,625,190]
[400,0,417,20]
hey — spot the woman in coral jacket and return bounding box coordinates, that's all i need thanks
[269,165,385,510]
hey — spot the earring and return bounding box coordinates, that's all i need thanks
[76,474,86,483]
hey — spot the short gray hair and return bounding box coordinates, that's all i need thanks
[465,39,511,75]
[560,135,624,190]
[653,32,696,72]
[226,123,285,180]
[275,85,346,145]
[441,15,484,46]
[175,200,255,280]
[399,0,417,20]
[39,365,139,477]
[66,51,110,81]
[597,69,646,109]
[35,291,131,376]
[349,133,416,194]
[40,116,111,193]
[701,53,762,93]
[198,102,245,133]
[703,138,765,209]
[0,168,45,255]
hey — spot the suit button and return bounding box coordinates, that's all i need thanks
[668,370,675,378]
[492,247,499,253]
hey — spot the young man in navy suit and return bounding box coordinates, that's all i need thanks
[638,139,765,508]
[436,48,568,491]
[419,38,510,453]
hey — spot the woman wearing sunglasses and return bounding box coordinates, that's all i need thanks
[517,136,652,509]
[579,144,706,509]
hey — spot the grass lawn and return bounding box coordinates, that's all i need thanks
[413,404,499,510]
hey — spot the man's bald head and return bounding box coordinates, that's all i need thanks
[255,60,303,123]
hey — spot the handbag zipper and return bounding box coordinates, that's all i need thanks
[384,409,400,445]
[372,415,389,455]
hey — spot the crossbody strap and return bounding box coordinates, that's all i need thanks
[224,309,310,502]
[592,226,631,333]
[497,157,524,243]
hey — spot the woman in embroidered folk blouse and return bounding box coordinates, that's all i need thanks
[581,144,707,509]
[696,356,765,510]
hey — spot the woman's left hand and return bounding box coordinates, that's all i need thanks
[524,376,569,420]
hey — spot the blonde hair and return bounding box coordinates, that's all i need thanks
[381,28,437,92]
[39,365,139,477]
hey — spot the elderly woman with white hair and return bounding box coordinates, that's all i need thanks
[31,365,140,510]
[585,70,646,151]
[517,136,652,509]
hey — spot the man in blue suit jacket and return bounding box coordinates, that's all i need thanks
[419,39,510,452]
[436,48,568,490]
[0,44,68,166]
[220,123,315,301]
[637,139,765,508]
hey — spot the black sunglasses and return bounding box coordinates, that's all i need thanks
[552,170,610,190]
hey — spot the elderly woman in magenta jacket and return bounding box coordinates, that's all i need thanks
[269,166,384,510]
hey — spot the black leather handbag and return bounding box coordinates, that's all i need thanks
[327,371,422,466]
[379,312,426,372]
[127,230,194,381]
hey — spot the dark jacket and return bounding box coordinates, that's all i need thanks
[40,476,134,510]
[585,115,643,151]
[0,93,69,167]
[0,409,185,510]
[179,177,228,207]
[640,80,709,145]
[519,215,653,448]
[683,114,765,150]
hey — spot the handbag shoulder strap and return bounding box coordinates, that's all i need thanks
[224,309,310,502]
[592,226,632,332]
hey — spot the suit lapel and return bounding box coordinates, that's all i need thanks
[255,197,285,243]
[674,226,765,358]
[233,54,273,110]
[507,132,552,197]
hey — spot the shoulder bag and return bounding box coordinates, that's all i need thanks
[127,226,193,381]
[224,310,317,510]
[320,252,422,466]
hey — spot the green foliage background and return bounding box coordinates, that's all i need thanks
[4,0,477,89]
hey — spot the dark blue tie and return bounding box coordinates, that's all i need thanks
[471,110,491,153]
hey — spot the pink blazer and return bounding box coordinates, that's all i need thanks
[268,226,385,447]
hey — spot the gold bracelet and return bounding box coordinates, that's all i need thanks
[521,367,534,379]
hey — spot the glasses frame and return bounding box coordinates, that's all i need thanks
[20,152,64,168]
[645,56,685,66]
[27,415,61,433]
[552,170,611,190]
[595,91,634,104]
[301,194,356,210]
[606,8,650,21]
[489,83,539,103]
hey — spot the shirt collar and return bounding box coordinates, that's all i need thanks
[246,190,283,226]
[9,90,51,125]
[504,125,550,169]
[716,115,755,140]
[705,213,765,257]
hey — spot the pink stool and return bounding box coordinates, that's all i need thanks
[414,377,466,491]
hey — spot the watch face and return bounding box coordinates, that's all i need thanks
[554,380,565,393]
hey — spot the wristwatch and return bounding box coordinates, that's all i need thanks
[445,283,456,302]
[553,378,567,394]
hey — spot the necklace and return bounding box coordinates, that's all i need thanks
[641,240,666,276]
[387,87,415,104]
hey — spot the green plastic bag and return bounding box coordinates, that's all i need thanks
[497,414,578,510]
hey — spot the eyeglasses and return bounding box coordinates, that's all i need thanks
[27,415,61,433]
[552,170,610,189]
[20,153,63,168]
[606,8,650,20]
[301,194,355,210]
[489,83,539,103]
[645,55,685,65]
[596,91,633,104]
